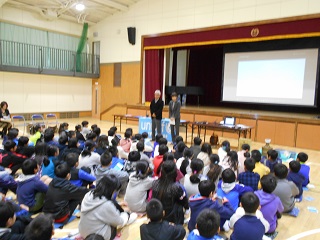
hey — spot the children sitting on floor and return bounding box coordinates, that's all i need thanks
[41,145,59,179]
[273,164,299,213]
[16,159,48,213]
[29,124,43,146]
[120,129,132,154]
[217,168,253,211]
[287,160,305,202]
[190,137,202,160]
[152,160,189,225]
[238,158,260,191]
[124,160,155,213]
[230,192,270,240]
[296,152,310,187]
[251,150,270,189]
[255,174,284,237]
[153,144,169,176]
[79,175,137,240]
[237,143,250,174]
[188,208,225,240]
[81,121,91,139]
[189,180,234,232]
[78,140,101,175]
[140,199,186,240]
[0,201,31,240]
[43,163,88,223]
[65,153,96,188]
[94,151,129,196]
[44,128,59,147]
[262,149,282,173]
[184,158,207,197]
[1,140,27,175]
[16,137,34,158]
[0,166,17,198]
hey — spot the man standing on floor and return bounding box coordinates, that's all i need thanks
[150,90,164,141]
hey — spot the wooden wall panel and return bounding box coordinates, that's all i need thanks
[256,120,276,143]
[239,118,257,140]
[296,124,320,150]
[94,62,141,121]
[194,114,222,123]
[274,122,295,147]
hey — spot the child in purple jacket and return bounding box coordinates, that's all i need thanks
[189,180,234,232]
[255,174,284,235]
[16,159,48,213]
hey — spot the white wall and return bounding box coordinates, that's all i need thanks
[0,71,92,113]
[0,5,83,37]
[89,0,320,63]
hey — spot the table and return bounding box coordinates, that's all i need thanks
[191,122,253,143]
[113,114,141,132]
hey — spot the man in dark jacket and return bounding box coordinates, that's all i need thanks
[43,163,88,223]
[150,90,164,141]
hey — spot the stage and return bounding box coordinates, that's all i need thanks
[100,104,320,151]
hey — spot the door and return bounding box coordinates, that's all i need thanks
[92,83,101,119]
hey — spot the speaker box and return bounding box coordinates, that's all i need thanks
[127,27,136,45]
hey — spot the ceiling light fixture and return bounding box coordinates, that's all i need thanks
[75,3,85,11]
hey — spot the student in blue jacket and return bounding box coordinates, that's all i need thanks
[189,180,234,232]
[217,169,253,211]
[65,152,96,188]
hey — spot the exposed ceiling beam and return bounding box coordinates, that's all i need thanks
[91,0,128,11]
[0,0,8,8]
[5,1,97,24]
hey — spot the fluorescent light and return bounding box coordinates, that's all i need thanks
[75,3,85,11]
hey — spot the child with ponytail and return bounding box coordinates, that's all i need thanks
[183,159,207,197]
[78,140,100,175]
[124,160,155,213]
[41,145,59,178]
[204,154,222,188]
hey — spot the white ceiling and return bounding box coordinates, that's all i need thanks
[1,0,142,24]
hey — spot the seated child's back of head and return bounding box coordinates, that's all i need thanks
[289,161,301,173]
[267,150,278,162]
[54,163,70,179]
[0,201,15,228]
[65,153,79,168]
[244,158,255,172]
[260,174,277,193]
[251,150,262,163]
[158,144,169,156]
[193,137,202,146]
[100,151,113,166]
[198,180,215,197]
[196,209,220,239]
[297,152,308,163]
[146,199,163,222]
[222,168,236,183]
[241,192,260,213]
[22,159,38,175]
[24,214,53,240]
[274,164,288,179]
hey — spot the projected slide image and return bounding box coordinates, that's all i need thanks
[236,59,305,99]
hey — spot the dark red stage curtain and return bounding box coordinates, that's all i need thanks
[145,49,164,102]
[144,17,320,49]
[187,46,223,106]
